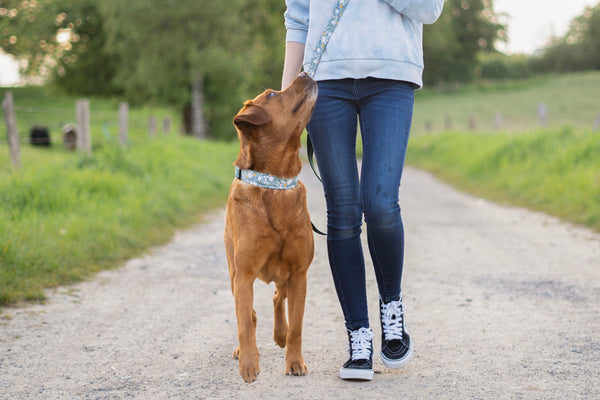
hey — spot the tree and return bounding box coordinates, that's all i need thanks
[423,0,506,85]
[97,0,285,139]
[52,0,120,95]
[532,3,600,73]
[0,0,67,80]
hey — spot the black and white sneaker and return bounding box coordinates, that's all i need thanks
[380,296,413,368]
[339,327,374,380]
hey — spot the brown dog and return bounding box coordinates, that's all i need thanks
[224,73,318,383]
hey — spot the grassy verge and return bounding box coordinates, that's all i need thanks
[0,136,239,305]
[406,127,600,232]
[412,71,600,133]
[1,86,240,306]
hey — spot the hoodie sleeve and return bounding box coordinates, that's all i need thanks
[284,0,310,43]
[382,0,444,24]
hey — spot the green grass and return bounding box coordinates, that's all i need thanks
[412,71,600,133]
[1,87,239,305]
[406,127,600,232]
[3,72,600,306]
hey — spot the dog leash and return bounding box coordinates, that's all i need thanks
[306,0,349,236]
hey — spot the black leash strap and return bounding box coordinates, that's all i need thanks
[307,133,321,182]
[307,134,326,236]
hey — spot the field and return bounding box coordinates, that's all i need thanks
[412,71,600,133]
[1,86,239,305]
[1,71,599,305]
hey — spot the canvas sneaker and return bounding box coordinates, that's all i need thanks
[380,296,413,368]
[339,327,374,380]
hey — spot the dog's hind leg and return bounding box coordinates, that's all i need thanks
[273,283,288,348]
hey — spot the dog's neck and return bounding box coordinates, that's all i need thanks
[235,132,302,179]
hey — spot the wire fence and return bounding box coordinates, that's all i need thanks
[2,91,176,168]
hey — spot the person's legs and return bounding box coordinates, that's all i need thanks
[307,79,370,332]
[357,78,414,302]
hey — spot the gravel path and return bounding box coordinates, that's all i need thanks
[1,165,599,399]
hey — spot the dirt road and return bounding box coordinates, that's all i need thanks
[1,165,599,399]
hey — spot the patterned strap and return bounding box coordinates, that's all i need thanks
[235,167,298,190]
[305,0,350,77]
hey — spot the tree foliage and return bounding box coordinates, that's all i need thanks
[423,0,506,85]
[532,3,600,73]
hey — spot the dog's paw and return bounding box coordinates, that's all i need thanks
[285,359,308,376]
[233,347,240,359]
[273,330,287,348]
[239,356,260,383]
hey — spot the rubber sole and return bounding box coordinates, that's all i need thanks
[381,345,413,369]
[339,367,374,381]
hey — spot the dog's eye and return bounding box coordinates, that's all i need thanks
[267,92,277,98]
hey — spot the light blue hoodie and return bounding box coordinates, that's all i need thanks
[284,0,444,88]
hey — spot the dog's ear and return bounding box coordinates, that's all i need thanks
[233,104,272,129]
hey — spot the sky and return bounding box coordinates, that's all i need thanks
[1,0,599,86]
[493,0,598,54]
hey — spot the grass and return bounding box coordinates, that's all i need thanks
[412,71,600,133]
[1,86,240,305]
[406,127,600,232]
[2,71,600,306]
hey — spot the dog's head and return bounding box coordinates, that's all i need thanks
[233,73,318,178]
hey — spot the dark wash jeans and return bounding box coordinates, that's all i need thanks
[306,78,414,331]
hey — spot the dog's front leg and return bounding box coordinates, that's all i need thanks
[234,274,260,383]
[285,271,308,376]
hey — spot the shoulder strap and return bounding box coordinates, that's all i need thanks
[306,0,349,236]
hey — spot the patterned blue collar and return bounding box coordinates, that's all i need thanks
[235,167,298,190]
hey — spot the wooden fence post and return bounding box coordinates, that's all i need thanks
[468,116,477,131]
[494,113,503,130]
[119,102,128,146]
[424,120,432,133]
[444,116,452,131]
[537,103,547,127]
[148,116,157,137]
[2,91,20,168]
[76,99,91,153]
[191,76,207,139]
[162,117,171,135]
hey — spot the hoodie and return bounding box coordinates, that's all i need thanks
[284,0,444,88]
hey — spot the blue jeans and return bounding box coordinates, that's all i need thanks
[307,78,414,331]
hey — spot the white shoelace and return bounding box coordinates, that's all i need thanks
[349,327,373,360]
[381,298,407,341]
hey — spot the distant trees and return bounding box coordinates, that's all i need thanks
[531,3,600,73]
[2,0,597,138]
[423,0,507,85]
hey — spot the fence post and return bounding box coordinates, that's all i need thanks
[468,116,477,131]
[148,116,157,137]
[537,103,547,127]
[119,102,128,146]
[494,113,503,130]
[444,116,452,131]
[424,120,432,133]
[162,117,171,135]
[76,99,91,153]
[191,76,207,139]
[2,91,20,168]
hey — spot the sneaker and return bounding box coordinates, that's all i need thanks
[380,296,412,368]
[339,327,374,380]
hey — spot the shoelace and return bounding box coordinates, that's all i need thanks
[381,298,407,341]
[349,327,373,360]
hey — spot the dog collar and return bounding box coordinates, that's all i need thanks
[235,167,298,190]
